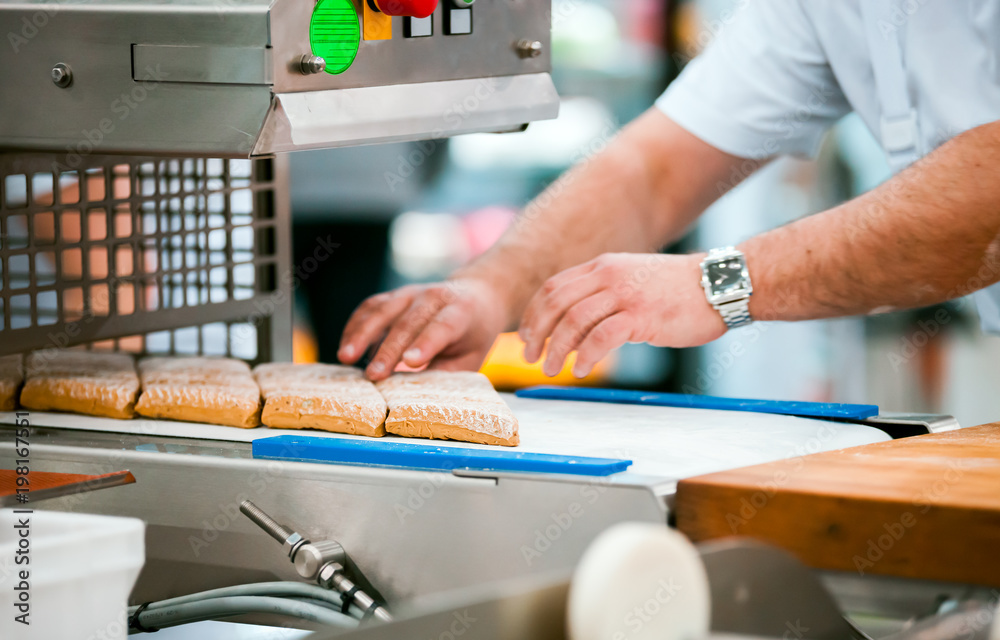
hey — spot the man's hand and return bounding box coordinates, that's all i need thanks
[519,252,727,378]
[337,112,760,382]
[338,278,509,381]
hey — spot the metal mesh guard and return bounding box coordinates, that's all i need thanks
[0,153,290,361]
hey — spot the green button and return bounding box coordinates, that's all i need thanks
[309,0,360,75]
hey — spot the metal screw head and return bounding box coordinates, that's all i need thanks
[294,544,325,579]
[516,39,543,59]
[282,532,304,558]
[298,55,326,75]
[317,562,344,588]
[51,63,73,88]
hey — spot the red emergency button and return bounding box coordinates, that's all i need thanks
[371,0,437,18]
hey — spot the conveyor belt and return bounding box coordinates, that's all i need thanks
[0,395,889,481]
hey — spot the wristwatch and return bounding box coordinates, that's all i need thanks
[700,247,753,329]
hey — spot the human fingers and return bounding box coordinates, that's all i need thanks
[365,290,453,380]
[520,267,605,363]
[541,292,619,376]
[338,289,416,364]
[402,303,474,368]
[571,312,634,378]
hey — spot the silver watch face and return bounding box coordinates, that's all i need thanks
[704,256,750,301]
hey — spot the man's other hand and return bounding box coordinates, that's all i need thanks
[519,253,727,378]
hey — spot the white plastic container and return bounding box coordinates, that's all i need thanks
[0,509,145,640]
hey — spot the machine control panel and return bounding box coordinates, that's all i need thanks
[306,0,488,75]
[274,0,548,88]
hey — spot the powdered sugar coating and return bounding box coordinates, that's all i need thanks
[21,350,139,418]
[254,363,387,434]
[138,357,257,388]
[375,370,518,442]
[25,350,135,377]
[136,356,261,428]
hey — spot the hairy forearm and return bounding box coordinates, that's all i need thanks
[455,109,757,326]
[746,120,1000,321]
[456,131,661,321]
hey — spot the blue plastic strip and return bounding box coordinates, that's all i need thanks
[515,386,879,421]
[252,435,632,477]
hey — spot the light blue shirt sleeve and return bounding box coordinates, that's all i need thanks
[656,0,852,159]
[974,285,1000,335]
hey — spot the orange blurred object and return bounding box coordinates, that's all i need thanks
[293,324,320,363]
[479,332,613,390]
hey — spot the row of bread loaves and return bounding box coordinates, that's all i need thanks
[5,351,518,446]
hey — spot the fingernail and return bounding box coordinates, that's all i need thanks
[520,328,531,342]
[342,345,355,359]
[370,361,385,374]
[403,348,420,362]
[572,365,585,378]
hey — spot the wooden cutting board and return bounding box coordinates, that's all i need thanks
[675,423,1000,587]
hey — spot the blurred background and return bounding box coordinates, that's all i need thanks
[287,0,1000,429]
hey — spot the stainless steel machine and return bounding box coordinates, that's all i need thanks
[0,0,558,358]
[0,0,557,155]
[0,1,990,639]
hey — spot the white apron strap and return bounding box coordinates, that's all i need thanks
[860,0,921,172]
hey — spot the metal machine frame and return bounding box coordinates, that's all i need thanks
[0,152,292,360]
[11,427,668,611]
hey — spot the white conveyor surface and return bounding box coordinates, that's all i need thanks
[0,394,889,480]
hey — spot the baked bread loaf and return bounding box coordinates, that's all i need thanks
[0,354,24,411]
[254,363,387,437]
[136,357,261,428]
[20,350,139,419]
[376,371,519,446]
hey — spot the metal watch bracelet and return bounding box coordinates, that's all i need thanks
[717,298,753,329]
